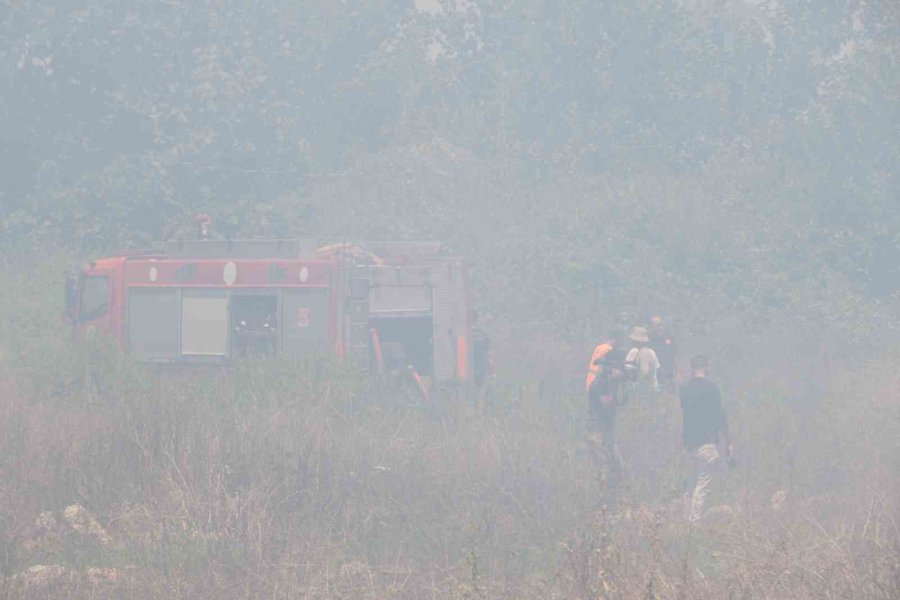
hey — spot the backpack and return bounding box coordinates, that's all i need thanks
[589,349,631,407]
[627,346,658,379]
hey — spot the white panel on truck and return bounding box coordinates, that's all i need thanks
[128,288,179,361]
[181,289,228,357]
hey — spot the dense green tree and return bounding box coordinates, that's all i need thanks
[1,0,897,343]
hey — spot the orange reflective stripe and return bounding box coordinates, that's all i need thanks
[456,334,468,380]
[411,367,429,400]
[370,327,384,373]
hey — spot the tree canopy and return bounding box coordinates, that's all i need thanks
[2,0,897,343]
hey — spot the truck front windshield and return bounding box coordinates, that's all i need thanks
[79,275,110,321]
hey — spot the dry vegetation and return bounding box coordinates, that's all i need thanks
[0,339,897,599]
[2,1,898,596]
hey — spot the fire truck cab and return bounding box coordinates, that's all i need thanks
[65,240,474,384]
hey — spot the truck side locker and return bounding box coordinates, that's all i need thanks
[180,288,229,362]
[281,288,330,359]
[127,287,180,362]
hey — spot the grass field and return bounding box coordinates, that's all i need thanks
[0,339,897,599]
[0,262,897,598]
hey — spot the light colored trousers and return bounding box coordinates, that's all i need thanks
[685,443,719,522]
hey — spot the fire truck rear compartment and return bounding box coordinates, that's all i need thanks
[370,315,434,376]
[367,282,435,377]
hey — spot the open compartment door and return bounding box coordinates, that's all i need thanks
[431,260,469,382]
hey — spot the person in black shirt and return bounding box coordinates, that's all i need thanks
[680,354,733,522]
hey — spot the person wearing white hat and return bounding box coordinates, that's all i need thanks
[626,326,660,393]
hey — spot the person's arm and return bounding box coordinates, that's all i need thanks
[714,384,733,461]
[651,351,661,389]
[720,427,733,462]
[626,347,638,363]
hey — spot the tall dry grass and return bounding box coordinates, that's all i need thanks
[0,339,897,599]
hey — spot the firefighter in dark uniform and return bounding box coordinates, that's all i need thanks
[649,314,677,390]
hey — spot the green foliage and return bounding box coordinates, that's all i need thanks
[1,2,898,344]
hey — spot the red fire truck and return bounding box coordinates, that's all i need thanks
[64,239,475,384]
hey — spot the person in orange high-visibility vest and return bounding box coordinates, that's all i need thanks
[586,334,615,392]
[585,332,627,495]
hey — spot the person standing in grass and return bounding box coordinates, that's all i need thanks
[626,326,660,396]
[648,314,677,390]
[585,333,615,393]
[680,354,733,522]
[586,334,629,492]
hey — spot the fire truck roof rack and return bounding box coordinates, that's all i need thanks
[167,239,319,260]
[114,248,168,259]
[361,241,443,259]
